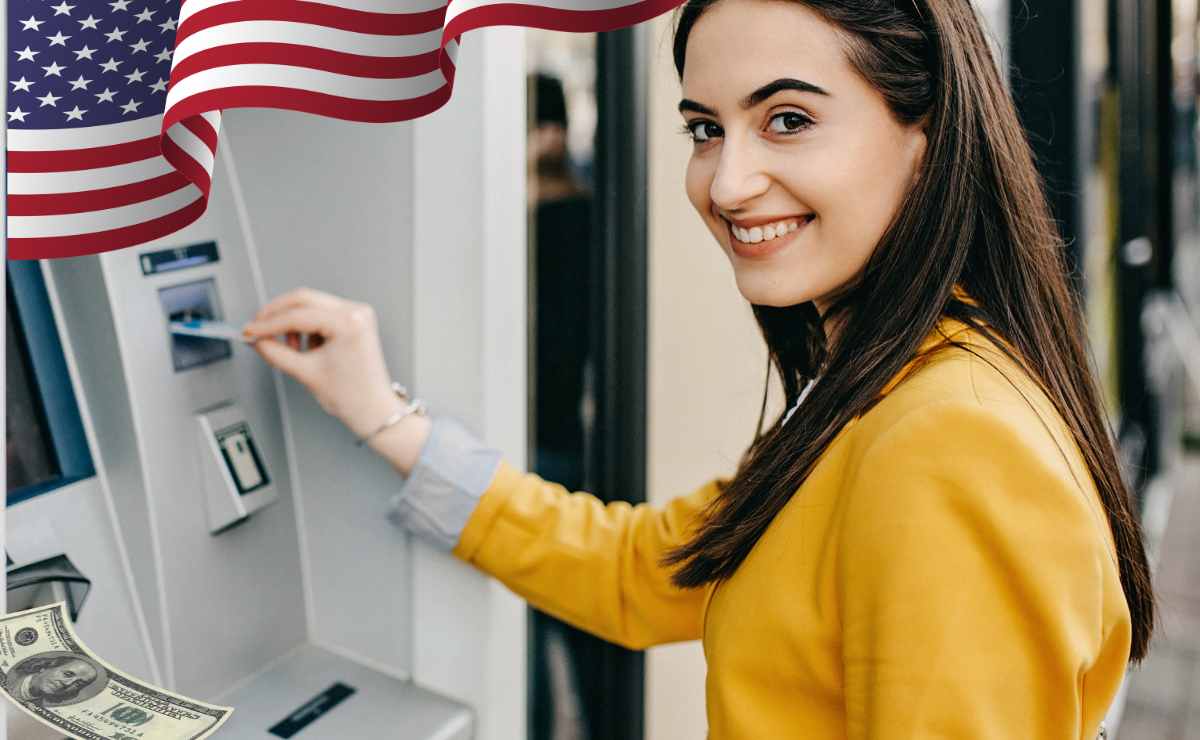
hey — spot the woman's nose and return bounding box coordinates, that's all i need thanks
[709,136,770,212]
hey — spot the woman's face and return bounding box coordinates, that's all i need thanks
[680,0,927,314]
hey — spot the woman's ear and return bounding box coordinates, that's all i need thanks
[906,125,928,188]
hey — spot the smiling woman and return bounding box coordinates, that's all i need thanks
[676,1,927,317]
[241,1,1154,738]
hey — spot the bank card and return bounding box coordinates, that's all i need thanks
[169,319,259,344]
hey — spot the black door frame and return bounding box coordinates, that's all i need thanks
[581,24,650,740]
[525,23,650,740]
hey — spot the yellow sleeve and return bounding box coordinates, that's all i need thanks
[451,460,723,650]
[838,399,1123,739]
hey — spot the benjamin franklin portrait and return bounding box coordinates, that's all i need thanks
[4,651,107,708]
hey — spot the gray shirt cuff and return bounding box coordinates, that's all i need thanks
[386,414,505,552]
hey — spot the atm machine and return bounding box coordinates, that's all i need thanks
[5,29,527,740]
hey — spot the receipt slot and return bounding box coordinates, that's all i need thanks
[197,403,276,534]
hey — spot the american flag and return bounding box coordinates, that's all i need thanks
[7,0,682,261]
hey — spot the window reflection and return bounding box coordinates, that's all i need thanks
[527,29,599,740]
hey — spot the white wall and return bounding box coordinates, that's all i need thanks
[644,14,782,740]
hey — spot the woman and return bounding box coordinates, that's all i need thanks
[240,0,1154,736]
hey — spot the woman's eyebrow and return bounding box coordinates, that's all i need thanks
[678,77,831,116]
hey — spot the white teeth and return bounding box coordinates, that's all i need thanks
[729,217,805,244]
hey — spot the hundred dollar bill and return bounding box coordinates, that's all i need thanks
[0,602,232,739]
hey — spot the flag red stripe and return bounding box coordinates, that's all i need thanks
[181,114,219,152]
[163,82,453,130]
[161,131,214,198]
[7,172,191,216]
[7,136,163,173]
[170,42,442,82]
[444,0,683,39]
[176,0,446,46]
[6,198,207,260]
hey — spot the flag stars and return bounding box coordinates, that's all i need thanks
[51,1,77,15]
[105,26,127,42]
[19,16,45,32]
[149,77,167,93]
[9,107,30,123]
[99,57,121,72]
[68,74,92,90]
[65,105,88,121]
[37,91,62,107]
[109,0,132,11]
[78,14,102,30]
[130,38,151,53]
[153,47,172,63]
[47,31,72,46]
[158,17,176,33]
[124,67,146,84]
[15,47,40,62]
[11,77,35,93]
[95,87,116,102]
[42,61,67,77]
[134,7,155,22]
[120,98,142,115]
[74,45,97,61]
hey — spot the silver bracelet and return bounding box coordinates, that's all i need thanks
[356,382,428,447]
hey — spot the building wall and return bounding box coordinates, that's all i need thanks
[643,14,783,740]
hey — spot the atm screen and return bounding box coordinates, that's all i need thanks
[215,422,270,495]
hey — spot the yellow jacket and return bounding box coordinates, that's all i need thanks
[450,312,1131,738]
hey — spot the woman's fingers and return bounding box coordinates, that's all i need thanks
[250,334,313,384]
[243,305,338,341]
[252,287,342,323]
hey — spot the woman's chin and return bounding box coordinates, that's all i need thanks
[733,275,815,308]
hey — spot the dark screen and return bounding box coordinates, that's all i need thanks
[6,286,61,493]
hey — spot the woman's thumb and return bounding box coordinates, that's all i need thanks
[251,336,310,383]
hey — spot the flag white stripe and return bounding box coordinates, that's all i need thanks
[444,0,647,25]
[201,110,222,130]
[444,38,459,65]
[166,123,217,175]
[8,184,203,238]
[178,0,448,30]
[174,21,442,66]
[8,116,162,151]
[166,64,446,109]
[7,157,176,194]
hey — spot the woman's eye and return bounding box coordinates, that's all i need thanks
[768,111,813,134]
[681,120,722,143]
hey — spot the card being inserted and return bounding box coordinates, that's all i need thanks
[170,319,260,344]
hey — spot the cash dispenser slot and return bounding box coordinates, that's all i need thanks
[6,553,92,622]
[159,278,233,372]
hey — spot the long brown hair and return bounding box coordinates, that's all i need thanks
[661,0,1155,662]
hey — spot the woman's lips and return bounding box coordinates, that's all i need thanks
[726,215,813,259]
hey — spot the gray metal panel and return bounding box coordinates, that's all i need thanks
[45,254,167,673]
[216,644,472,739]
[220,108,418,677]
[45,127,309,699]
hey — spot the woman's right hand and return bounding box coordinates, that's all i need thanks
[239,287,405,442]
